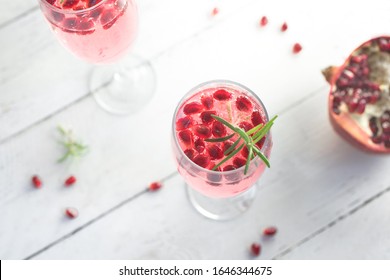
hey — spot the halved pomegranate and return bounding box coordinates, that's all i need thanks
[323,36,390,153]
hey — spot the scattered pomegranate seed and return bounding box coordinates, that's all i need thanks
[64,176,77,186]
[201,95,214,109]
[281,22,288,32]
[149,181,162,191]
[32,175,42,189]
[65,207,79,219]
[213,89,232,101]
[259,16,268,27]
[292,43,302,54]
[222,140,234,154]
[183,102,204,115]
[211,7,219,16]
[251,243,261,256]
[263,226,278,236]
[241,146,249,158]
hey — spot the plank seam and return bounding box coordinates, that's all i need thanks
[272,185,390,259]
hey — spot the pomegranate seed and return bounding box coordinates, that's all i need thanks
[65,207,78,219]
[369,117,379,136]
[51,11,65,22]
[241,146,249,158]
[347,99,358,113]
[211,7,219,16]
[251,110,264,126]
[236,96,253,112]
[77,18,95,35]
[256,137,266,150]
[184,149,196,160]
[176,116,194,131]
[101,9,119,30]
[201,95,214,109]
[292,43,302,54]
[183,102,204,115]
[207,165,222,184]
[193,154,210,168]
[281,22,288,32]
[222,140,234,154]
[371,136,382,144]
[259,16,268,27]
[194,139,206,153]
[178,130,193,145]
[233,157,246,168]
[207,144,223,160]
[65,176,77,186]
[250,243,261,256]
[213,89,232,101]
[238,121,254,132]
[355,99,367,114]
[212,121,227,137]
[194,125,212,139]
[32,175,42,188]
[200,110,217,124]
[46,0,56,4]
[224,165,240,181]
[62,0,79,9]
[149,181,162,191]
[263,226,278,236]
[63,18,78,30]
[382,121,390,134]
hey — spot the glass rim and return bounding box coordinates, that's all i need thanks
[39,0,110,15]
[172,79,271,176]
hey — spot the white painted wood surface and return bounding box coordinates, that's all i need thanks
[1,0,390,259]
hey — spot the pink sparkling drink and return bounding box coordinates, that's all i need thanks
[39,0,138,64]
[172,80,273,198]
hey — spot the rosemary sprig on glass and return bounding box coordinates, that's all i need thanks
[205,115,277,174]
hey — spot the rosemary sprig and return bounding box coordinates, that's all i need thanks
[57,126,88,163]
[205,114,277,174]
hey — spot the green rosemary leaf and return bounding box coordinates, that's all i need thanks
[205,133,235,142]
[246,123,264,136]
[224,137,242,155]
[252,115,278,144]
[253,146,270,168]
[234,127,250,143]
[211,115,236,131]
[213,144,245,171]
[244,145,253,174]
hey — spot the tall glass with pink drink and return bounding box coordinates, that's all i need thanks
[39,0,156,114]
[172,80,274,220]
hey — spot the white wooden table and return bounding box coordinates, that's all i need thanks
[1,0,390,260]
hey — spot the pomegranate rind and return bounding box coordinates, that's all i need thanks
[325,36,390,154]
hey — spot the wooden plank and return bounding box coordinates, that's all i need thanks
[2,0,390,259]
[32,91,390,259]
[279,188,390,259]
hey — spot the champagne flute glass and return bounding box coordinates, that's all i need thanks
[38,0,156,114]
[172,80,273,220]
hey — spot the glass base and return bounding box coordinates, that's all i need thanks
[90,54,156,115]
[186,184,257,221]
